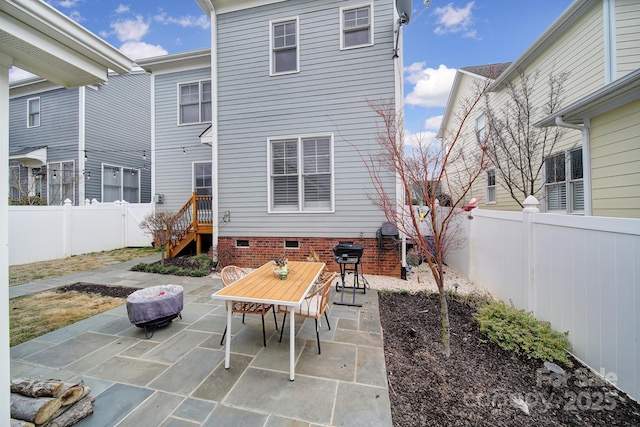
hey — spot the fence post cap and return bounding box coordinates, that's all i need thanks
[523,195,540,213]
[84,198,91,205]
[63,198,72,206]
[91,198,99,205]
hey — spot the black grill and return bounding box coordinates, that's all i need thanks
[333,242,365,263]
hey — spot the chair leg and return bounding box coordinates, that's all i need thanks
[220,325,227,346]
[242,313,246,324]
[279,312,287,342]
[315,318,321,354]
[261,314,267,347]
[325,311,331,331]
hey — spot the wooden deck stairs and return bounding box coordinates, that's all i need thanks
[166,192,214,258]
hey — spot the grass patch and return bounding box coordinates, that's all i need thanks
[9,247,157,286]
[10,291,125,347]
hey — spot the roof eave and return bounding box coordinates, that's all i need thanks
[535,68,640,127]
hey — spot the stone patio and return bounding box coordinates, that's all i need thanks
[10,256,393,426]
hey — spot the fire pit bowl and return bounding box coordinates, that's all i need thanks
[126,284,184,338]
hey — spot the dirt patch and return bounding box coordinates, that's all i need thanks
[57,283,141,299]
[379,292,640,426]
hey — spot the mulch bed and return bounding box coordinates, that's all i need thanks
[57,283,140,299]
[379,292,640,427]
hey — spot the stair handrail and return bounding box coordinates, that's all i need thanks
[166,192,214,257]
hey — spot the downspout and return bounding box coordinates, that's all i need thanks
[78,86,86,204]
[393,8,407,276]
[554,116,592,216]
[202,1,219,246]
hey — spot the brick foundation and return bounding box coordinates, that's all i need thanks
[217,236,403,278]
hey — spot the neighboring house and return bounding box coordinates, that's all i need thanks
[439,0,640,218]
[8,70,151,205]
[140,0,403,273]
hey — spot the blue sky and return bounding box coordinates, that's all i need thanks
[11,0,574,136]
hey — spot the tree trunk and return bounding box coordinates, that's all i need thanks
[42,395,94,427]
[10,394,61,425]
[10,378,63,398]
[438,283,451,358]
[10,419,35,427]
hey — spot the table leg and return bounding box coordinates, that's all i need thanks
[225,307,231,369]
[289,305,295,381]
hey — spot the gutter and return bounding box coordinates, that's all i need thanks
[554,116,592,216]
[199,1,220,245]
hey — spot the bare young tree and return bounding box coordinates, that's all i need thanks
[139,211,178,266]
[8,164,46,205]
[483,68,569,207]
[348,74,493,357]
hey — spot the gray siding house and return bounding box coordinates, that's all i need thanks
[140,0,402,274]
[9,70,151,205]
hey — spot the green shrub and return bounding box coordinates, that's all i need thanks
[190,254,213,270]
[131,263,147,272]
[190,268,209,277]
[475,300,572,366]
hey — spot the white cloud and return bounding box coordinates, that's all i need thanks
[116,4,130,14]
[433,2,475,37]
[56,0,79,8]
[8,67,37,83]
[404,63,457,108]
[154,12,210,29]
[119,41,167,61]
[111,16,149,42]
[404,130,439,150]
[424,115,443,131]
[68,10,84,23]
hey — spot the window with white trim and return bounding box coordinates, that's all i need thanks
[269,135,333,212]
[476,114,486,144]
[486,169,496,204]
[179,80,212,124]
[102,165,140,203]
[341,4,373,49]
[194,162,212,195]
[27,97,40,128]
[48,161,75,205]
[271,18,299,75]
[544,148,583,213]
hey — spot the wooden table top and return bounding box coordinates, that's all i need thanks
[212,261,325,306]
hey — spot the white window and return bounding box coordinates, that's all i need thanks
[27,97,40,128]
[48,161,75,205]
[341,4,373,49]
[476,114,486,144]
[486,169,496,204]
[269,135,333,212]
[270,17,299,75]
[102,165,140,203]
[179,80,212,124]
[544,148,583,213]
[194,162,212,195]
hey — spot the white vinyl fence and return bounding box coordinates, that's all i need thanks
[9,201,153,265]
[444,199,640,402]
